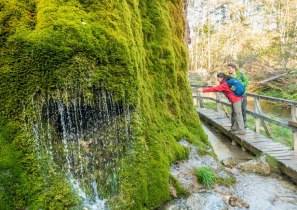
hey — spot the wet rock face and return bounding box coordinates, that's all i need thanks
[236,156,271,175]
[28,89,133,207]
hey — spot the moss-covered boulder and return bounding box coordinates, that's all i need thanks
[0,0,208,209]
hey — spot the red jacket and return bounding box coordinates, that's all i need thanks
[203,80,242,103]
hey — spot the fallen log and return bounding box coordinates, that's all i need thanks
[257,72,291,84]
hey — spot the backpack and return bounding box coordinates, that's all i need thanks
[227,78,246,96]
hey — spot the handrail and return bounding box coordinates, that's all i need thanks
[191,84,297,151]
[246,93,297,106]
[193,95,297,132]
[191,84,297,105]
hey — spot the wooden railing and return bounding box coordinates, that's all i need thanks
[191,85,297,151]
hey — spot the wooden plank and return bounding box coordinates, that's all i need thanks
[276,156,297,160]
[247,139,271,144]
[272,153,297,158]
[255,144,290,150]
[281,160,297,165]
[218,121,231,124]
[267,151,296,156]
[254,143,287,148]
[260,147,291,152]
[245,137,271,142]
[253,141,283,146]
[245,136,272,142]
[219,122,231,125]
[255,144,286,149]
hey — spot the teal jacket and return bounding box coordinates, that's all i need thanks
[235,69,249,87]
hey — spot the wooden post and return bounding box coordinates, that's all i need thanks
[215,93,220,112]
[292,105,297,152]
[254,97,261,133]
[196,91,204,109]
[199,92,204,108]
[254,97,272,137]
[196,90,200,108]
[216,93,230,118]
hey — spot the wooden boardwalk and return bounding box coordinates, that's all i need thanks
[198,107,297,183]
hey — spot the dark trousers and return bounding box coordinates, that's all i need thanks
[231,94,247,127]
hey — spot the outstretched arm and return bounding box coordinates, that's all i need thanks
[202,84,226,93]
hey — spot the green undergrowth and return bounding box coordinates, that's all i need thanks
[0,0,208,209]
[195,167,217,188]
[195,166,236,189]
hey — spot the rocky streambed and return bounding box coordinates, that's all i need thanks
[160,124,297,210]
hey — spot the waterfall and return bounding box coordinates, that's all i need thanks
[26,87,133,209]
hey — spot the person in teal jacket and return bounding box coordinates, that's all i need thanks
[227,63,249,127]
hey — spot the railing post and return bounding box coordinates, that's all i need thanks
[215,93,220,112]
[195,90,200,108]
[199,92,204,108]
[291,105,297,152]
[196,90,204,109]
[254,96,272,137]
[254,97,261,133]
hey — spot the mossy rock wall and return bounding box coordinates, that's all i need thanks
[0,0,208,209]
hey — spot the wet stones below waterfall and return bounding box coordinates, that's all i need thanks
[235,156,271,175]
[165,140,250,209]
[164,140,297,210]
[222,156,271,175]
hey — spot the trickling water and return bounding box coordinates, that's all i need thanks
[25,87,133,209]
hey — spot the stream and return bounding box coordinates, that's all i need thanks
[246,98,291,122]
[160,123,297,210]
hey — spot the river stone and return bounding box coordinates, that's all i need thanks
[221,157,241,168]
[236,156,271,175]
[185,192,228,210]
[161,192,228,210]
[228,195,250,208]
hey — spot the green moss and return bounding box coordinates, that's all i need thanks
[0,118,22,210]
[0,0,208,209]
[0,117,79,210]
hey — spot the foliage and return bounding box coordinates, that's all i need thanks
[188,0,297,99]
[195,166,217,188]
[0,0,208,209]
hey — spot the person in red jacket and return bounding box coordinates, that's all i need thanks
[197,73,246,135]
